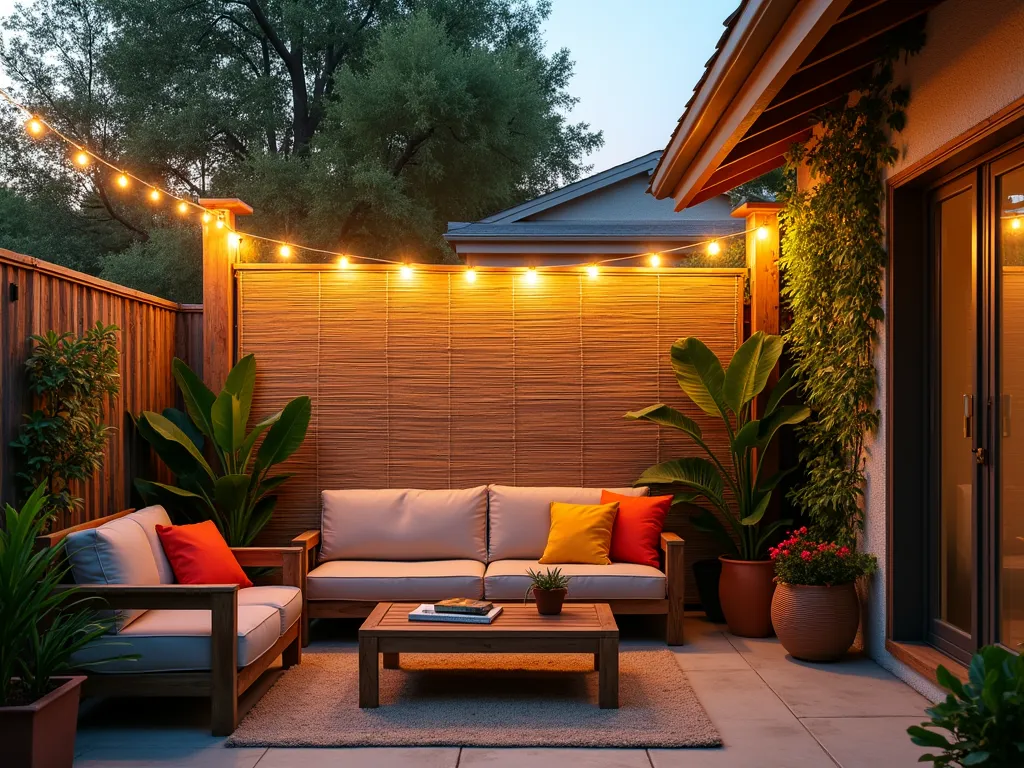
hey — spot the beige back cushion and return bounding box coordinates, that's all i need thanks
[65,509,169,631]
[320,487,488,562]
[486,485,649,562]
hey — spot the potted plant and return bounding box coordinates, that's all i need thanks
[0,484,111,768]
[908,645,1023,766]
[627,332,809,637]
[525,567,571,615]
[768,528,877,661]
[134,354,311,546]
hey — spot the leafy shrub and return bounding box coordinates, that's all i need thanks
[770,527,877,586]
[908,646,1024,767]
[10,322,119,521]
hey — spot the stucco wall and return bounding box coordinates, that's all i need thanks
[865,0,1024,701]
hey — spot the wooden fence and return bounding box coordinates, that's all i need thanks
[0,249,203,528]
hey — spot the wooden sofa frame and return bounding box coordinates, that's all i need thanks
[291,529,685,647]
[41,509,304,736]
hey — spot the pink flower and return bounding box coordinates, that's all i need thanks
[801,550,812,560]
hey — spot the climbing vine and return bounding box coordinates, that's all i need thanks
[780,43,920,545]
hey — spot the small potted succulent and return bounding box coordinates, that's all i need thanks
[0,485,113,768]
[769,528,877,661]
[525,567,571,615]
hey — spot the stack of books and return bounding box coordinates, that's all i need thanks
[408,598,502,624]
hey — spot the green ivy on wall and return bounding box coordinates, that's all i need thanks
[779,46,919,545]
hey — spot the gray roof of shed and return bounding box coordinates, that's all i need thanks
[444,220,743,241]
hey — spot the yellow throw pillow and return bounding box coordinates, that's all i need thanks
[539,502,620,565]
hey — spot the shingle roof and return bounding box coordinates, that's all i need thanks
[444,220,743,241]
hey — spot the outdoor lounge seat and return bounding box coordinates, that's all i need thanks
[41,506,306,736]
[294,484,686,646]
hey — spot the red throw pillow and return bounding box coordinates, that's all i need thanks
[601,490,672,569]
[156,520,253,588]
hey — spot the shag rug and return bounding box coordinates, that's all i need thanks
[226,647,720,749]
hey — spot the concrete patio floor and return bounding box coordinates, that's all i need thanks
[73,614,937,767]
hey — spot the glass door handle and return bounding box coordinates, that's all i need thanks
[964,393,973,439]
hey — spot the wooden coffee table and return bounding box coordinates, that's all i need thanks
[358,602,619,709]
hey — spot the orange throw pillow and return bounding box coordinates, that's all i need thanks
[156,520,253,588]
[601,490,672,569]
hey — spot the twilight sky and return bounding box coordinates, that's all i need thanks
[0,0,736,173]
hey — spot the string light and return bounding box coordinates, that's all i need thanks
[116,174,130,188]
[148,188,161,203]
[202,212,212,224]
[227,232,241,248]
[279,245,292,259]
[524,267,538,284]
[465,267,477,283]
[648,253,661,268]
[25,117,44,135]
[177,201,189,215]
[215,219,224,229]
[707,241,721,256]
[757,226,769,240]
[400,264,414,279]
[1013,217,1022,231]
[586,264,599,279]
[338,256,350,269]
[74,151,90,167]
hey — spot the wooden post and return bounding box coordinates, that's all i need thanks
[732,202,782,342]
[198,198,252,392]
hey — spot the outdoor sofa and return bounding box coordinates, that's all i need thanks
[41,506,304,736]
[292,485,686,646]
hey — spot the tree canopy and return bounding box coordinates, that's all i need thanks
[0,0,602,300]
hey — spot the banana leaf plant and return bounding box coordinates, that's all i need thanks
[626,332,809,561]
[134,354,311,546]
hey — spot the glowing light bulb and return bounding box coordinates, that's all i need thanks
[524,267,538,284]
[116,174,130,188]
[177,201,189,215]
[586,264,599,279]
[648,253,661,268]
[1013,217,1022,231]
[74,151,90,167]
[707,241,721,256]
[148,188,161,203]
[202,212,212,224]
[279,245,292,259]
[757,226,769,240]
[227,232,241,247]
[215,219,224,229]
[338,256,350,269]
[400,264,414,279]
[25,118,44,136]
[465,268,477,283]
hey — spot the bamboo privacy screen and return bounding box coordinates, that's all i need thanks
[238,265,744,548]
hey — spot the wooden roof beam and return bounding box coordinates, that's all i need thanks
[715,132,813,183]
[742,68,868,142]
[689,155,792,207]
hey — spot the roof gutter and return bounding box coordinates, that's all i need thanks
[650,0,851,209]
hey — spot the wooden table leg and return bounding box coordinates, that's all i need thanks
[598,637,618,709]
[383,652,400,669]
[359,636,379,708]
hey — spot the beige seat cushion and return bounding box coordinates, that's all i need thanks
[72,605,280,673]
[65,509,171,631]
[306,560,485,601]
[238,586,302,634]
[484,560,666,601]
[320,487,488,562]
[486,486,649,561]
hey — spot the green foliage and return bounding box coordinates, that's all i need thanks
[769,528,878,586]
[626,332,809,561]
[727,168,787,207]
[99,226,202,303]
[0,484,111,706]
[780,50,917,545]
[525,566,571,596]
[134,355,311,546]
[0,0,602,288]
[908,646,1024,767]
[10,323,120,521]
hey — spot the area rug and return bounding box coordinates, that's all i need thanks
[226,647,720,748]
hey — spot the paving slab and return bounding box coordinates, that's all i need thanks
[460,748,652,768]
[258,747,459,767]
[802,716,933,768]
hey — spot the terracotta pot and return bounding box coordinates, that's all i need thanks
[533,587,567,615]
[0,675,85,768]
[771,582,861,662]
[718,557,776,637]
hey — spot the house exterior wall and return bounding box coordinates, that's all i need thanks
[527,175,734,221]
[863,0,1024,701]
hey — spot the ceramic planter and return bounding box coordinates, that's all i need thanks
[692,558,725,623]
[533,587,567,615]
[771,582,860,662]
[0,675,86,768]
[718,557,776,637]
